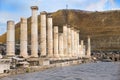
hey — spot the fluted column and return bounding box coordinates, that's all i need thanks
[59,33,64,57]
[47,15,53,57]
[40,11,47,57]
[67,26,72,57]
[6,20,15,56]
[20,18,28,58]
[31,6,38,57]
[54,26,59,58]
[63,25,68,57]
[87,36,91,58]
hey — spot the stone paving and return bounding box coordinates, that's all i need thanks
[1,62,120,80]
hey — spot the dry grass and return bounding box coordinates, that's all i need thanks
[1,9,120,51]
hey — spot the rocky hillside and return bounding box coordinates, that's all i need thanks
[1,9,120,51]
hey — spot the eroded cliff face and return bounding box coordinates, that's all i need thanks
[1,9,120,51]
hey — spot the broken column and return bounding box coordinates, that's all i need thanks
[59,33,64,57]
[87,36,91,58]
[67,26,72,57]
[40,11,47,57]
[31,6,38,57]
[47,15,53,57]
[63,25,68,57]
[54,26,59,58]
[6,20,15,56]
[20,18,28,58]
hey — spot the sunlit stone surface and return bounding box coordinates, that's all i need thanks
[1,62,120,80]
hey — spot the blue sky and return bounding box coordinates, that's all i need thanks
[0,0,120,35]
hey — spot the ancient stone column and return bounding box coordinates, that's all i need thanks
[59,33,64,57]
[54,26,59,58]
[67,26,72,57]
[6,20,15,56]
[80,40,84,58]
[20,18,28,58]
[77,30,80,57]
[47,15,53,57]
[40,11,47,57]
[74,29,77,57]
[31,6,38,57]
[87,36,91,58]
[63,25,68,57]
[71,28,74,57]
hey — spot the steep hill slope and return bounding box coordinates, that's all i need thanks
[1,9,120,51]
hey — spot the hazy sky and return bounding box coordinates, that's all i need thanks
[0,0,120,35]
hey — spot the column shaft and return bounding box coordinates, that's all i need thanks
[53,26,59,57]
[59,33,64,57]
[63,25,68,57]
[20,18,28,57]
[31,6,38,57]
[47,15,53,57]
[6,21,15,56]
[40,11,47,57]
[67,27,72,57]
[87,36,91,58]
[71,28,74,57]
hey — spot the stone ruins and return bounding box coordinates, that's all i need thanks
[4,6,92,70]
[6,6,91,59]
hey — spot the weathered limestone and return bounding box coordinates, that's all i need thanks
[67,26,72,57]
[20,18,28,58]
[63,25,68,57]
[31,6,38,57]
[71,28,74,57]
[6,21,15,56]
[40,11,47,57]
[47,15,53,57]
[87,36,91,58]
[59,33,64,57]
[54,26,59,58]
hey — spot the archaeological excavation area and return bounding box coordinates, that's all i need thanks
[0,6,92,74]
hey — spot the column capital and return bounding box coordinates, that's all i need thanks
[47,15,52,18]
[40,11,47,15]
[21,17,27,23]
[7,20,14,24]
[31,6,38,10]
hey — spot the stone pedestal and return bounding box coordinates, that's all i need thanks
[53,26,59,58]
[40,11,47,57]
[31,6,38,57]
[59,33,64,57]
[63,25,68,57]
[20,18,28,58]
[47,15,53,57]
[6,21,15,56]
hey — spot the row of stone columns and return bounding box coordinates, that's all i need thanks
[6,6,91,58]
